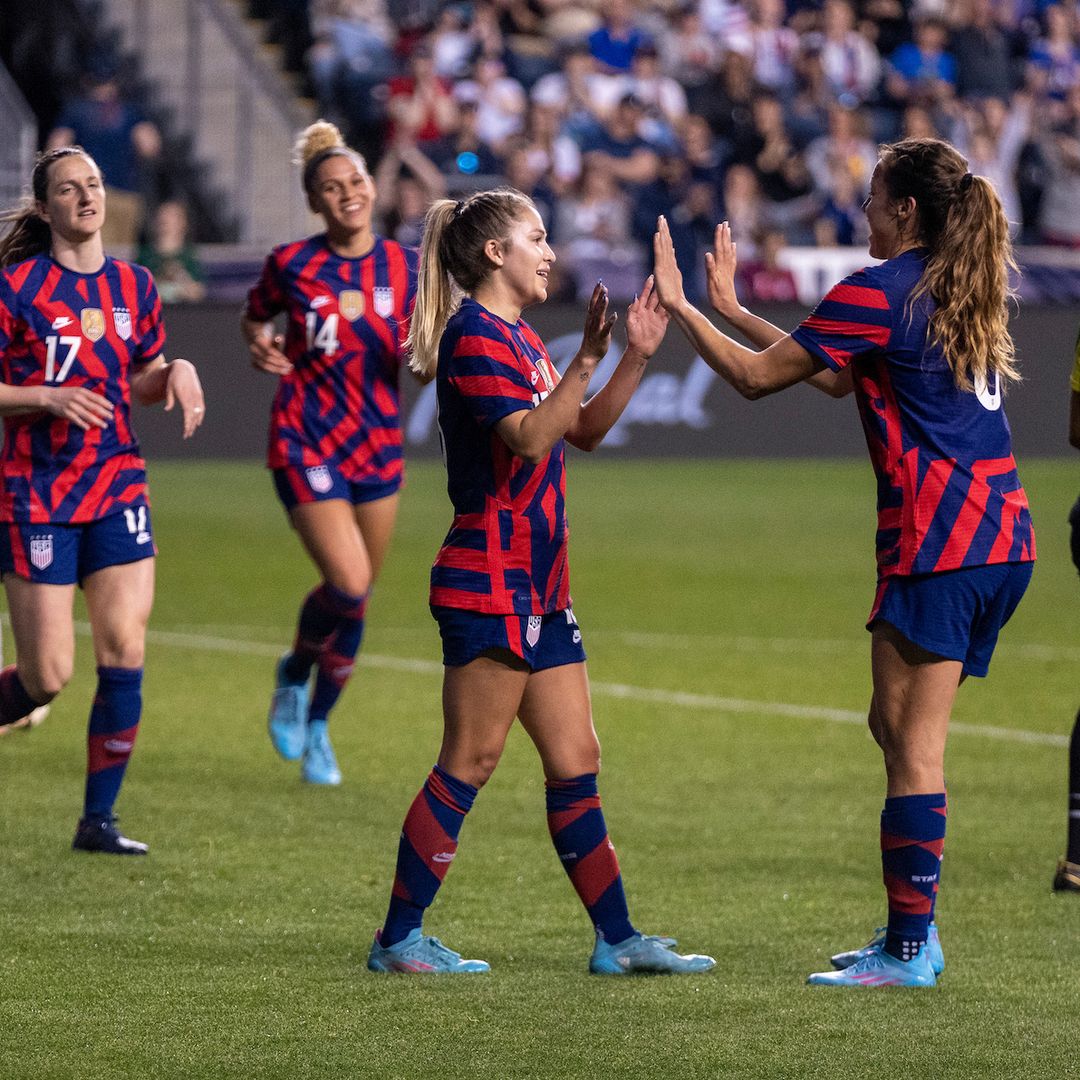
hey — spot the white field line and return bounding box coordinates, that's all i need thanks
[60,621,1066,750]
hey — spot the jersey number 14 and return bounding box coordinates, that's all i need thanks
[305,312,340,356]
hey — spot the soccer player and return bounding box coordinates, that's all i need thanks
[366,189,715,976]
[1053,328,1080,892]
[652,137,1035,987]
[0,146,205,853]
[242,122,418,786]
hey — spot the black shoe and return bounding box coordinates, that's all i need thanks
[1053,858,1080,892]
[72,815,148,855]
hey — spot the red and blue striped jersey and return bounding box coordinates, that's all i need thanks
[0,255,164,523]
[791,249,1035,578]
[431,298,570,615]
[246,234,418,484]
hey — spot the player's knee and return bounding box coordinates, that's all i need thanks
[95,637,146,670]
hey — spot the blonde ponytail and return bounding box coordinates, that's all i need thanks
[407,199,460,378]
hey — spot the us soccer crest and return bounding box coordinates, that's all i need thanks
[113,307,132,341]
[29,534,53,571]
[525,615,542,648]
[338,290,364,321]
[305,465,333,494]
[81,308,105,342]
[373,286,394,318]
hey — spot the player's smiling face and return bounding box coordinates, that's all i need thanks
[38,154,105,242]
[311,153,376,238]
[496,206,555,309]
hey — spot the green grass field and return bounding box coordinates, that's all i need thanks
[1,458,1077,1079]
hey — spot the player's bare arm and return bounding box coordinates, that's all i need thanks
[496,281,614,463]
[567,276,668,451]
[653,215,824,399]
[129,355,206,439]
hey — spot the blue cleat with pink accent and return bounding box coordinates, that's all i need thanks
[830,922,944,976]
[589,932,716,975]
[367,928,490,974]
[808,943,936,987]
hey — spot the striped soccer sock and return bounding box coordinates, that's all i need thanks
[546,774,636,946]
[308,600,367,724]
[283,583,366,683]
[84,667,143,819]
[881,792,947,962]
[381,766,477,948]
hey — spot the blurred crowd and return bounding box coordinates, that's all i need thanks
[254,0,1080,301]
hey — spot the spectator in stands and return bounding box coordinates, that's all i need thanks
[47,66,162,248]
[429,3,477,80]
[619,42,688,153]
[580,93,662,191]
[374,136,449,228]
[788,38,835,146]
[588,0,648,73]
[814,168,869,246]
[900,103,942,139]
[425,99,505,184]
[517,101,583,197]
[387,43,460,147]
[531,42,619,143]
[456,56,528,154]
[818,0,882,105]
[659,4,723,94]
[722,163,767,258]
[135,200,205,303]
[884,16,958,107]
[555,158,644,299]
[691,49,757,149]
[1027,3,1080,101]
[733,93,816,210]
[806,104,879,200]
[1038,82,1080,244]
[727,0,801,94]
[680,114,727,194]
[951,0,1018,101]
[737,228,799,302]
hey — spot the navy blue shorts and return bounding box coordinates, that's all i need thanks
[273,463,402,511]
[432,605,587,671]
[868,562,1033,678]
[0,503,156,586]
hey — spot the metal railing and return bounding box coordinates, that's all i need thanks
[106,0,314,244]
[0,61,37,207]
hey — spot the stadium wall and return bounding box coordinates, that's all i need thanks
[139,302,1079,461]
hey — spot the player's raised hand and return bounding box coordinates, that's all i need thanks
[42,386,114,431]
[652,216,686,312]
[705,222,741,319]
[625,275,669,360]
[164,358,206,439]
[249,328,292,375]
[579,280,617,362]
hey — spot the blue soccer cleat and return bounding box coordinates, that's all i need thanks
[830,922,944,976]
[72,815,148,855]
[301,720,341,785]
[268,654,309,761]
[808,943,936,987]
[367,928,490,974]
[589,932,716,975]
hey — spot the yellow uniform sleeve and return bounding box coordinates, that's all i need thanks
[1073,326,1080,393]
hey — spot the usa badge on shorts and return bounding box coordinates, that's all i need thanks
[373,286,394,318]
[81,308,105,341]
[305,465,333,494]
[29,534,53,571]
[113,307,132,341]
[338,290,364,321]
[526,615,543,648]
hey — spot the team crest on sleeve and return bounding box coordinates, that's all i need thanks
[305,465,333,494]
[373,286,394,318]
[113,307,133,341]
[29,534,53,571]
[81,308,105,341]
[338,290,365,321]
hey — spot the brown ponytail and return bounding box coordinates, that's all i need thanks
[407,188,536,378]
[878,137,1019,392]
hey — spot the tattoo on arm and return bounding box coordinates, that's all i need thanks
[579,371,590,382]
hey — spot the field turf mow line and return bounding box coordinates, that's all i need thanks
[58,621,1066,750]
